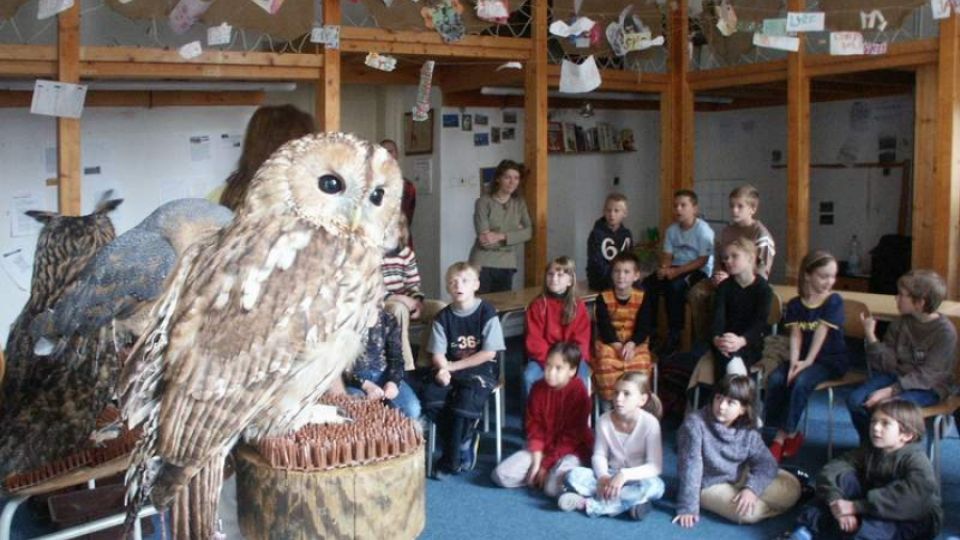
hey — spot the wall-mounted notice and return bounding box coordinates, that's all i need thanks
[30,80,87,119]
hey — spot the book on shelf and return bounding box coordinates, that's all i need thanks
[547,121,563,152]
[620,128,635,151]
[562,122,578,152]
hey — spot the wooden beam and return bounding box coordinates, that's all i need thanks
[523,0,548,288]
[0,90,264,108]
[79,46,324,67]
[340,27,530,60]
[785,0,809,284]
[80,62,320,80]
[317,0,341,132]
[57,2,81,217]
[933,17,960,297]
[913,65,938,276]
[660,0,693,234]
[688,60,788,91]
[805,39,937,77]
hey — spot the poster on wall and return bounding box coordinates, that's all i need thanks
[404,111,434,155]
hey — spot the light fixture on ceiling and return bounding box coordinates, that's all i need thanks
[0,80,299,92]
[479,86,735,105]
[579,101,594,118]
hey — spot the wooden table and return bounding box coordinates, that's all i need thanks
[771,284,960,323]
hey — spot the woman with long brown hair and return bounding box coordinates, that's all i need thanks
[218,104,316,211]
[469,159,532,293]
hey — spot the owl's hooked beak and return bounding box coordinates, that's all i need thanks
[350,205,363,230]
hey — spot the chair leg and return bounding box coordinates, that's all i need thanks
[932,415,944,483]
[591,393,599,428]
[0,496,26,540]
[827,388,835,459]
[653,363,659,395]
[495,388,503,464]
[426,420,436,477]
[483,401,490,433]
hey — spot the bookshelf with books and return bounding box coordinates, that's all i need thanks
[546,120,636,154]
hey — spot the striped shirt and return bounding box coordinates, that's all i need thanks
[717,220,776,279]
[381,246,424,299]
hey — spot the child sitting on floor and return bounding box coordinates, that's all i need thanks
[593,252,655,408]
[847,269,957,447]
[524,256,592,398]
[492,342,593,496]
[789,400,941,540]
[558,371,665,520]
[675,375,801,528]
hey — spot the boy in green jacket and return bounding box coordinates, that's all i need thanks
[788,400,941,540]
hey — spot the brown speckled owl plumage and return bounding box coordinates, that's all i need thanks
[120,133,402,537]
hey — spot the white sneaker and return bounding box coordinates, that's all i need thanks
[558,492,585,512]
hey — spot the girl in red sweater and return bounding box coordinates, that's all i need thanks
[492,342,594,496]
[523,256,592,399]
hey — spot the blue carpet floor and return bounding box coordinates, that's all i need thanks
[3,337,959,539]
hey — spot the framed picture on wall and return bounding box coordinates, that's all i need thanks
[404,111,434,155]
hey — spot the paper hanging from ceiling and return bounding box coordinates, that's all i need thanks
[421,0,466,42]
[310,24,339,47]
[412,60,435,121]
[700,0,780,65]
[559,55,601,94]
[553,0,662,60]
[549,17,594,37]
[752,32,800,52]
[830,31,864,55]
[248,0,285,14]
[37,0,72,20]
[365,52,397,71]
[785,11,825,32]
[207,22,232,45]
[178,40,203,59]
[860,10,888,31]
[169,0,213,34]
[476,0,509,23]
[818,0,924,31]
[359,0,513,35]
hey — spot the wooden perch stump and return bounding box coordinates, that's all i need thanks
[235,397,425,540]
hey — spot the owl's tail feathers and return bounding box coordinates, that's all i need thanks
[122,457,196,538]
[172,453,227,540]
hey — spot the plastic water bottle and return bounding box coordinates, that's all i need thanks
[848,235,862,275]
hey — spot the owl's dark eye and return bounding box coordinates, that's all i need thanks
[318,174,345,194]
[369,188,385,206]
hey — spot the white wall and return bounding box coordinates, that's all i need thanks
[0,106,256,348]
[694,95,914,282]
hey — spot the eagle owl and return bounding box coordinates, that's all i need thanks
[120,133,402,536]
[2,195,121,417]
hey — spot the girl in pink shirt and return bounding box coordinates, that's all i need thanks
[558,372,665,520]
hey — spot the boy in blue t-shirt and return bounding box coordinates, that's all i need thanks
[645,189,714,355]
[414,261,505,476]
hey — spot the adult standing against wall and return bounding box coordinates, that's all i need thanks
[381,139,417,247]
[470,159,532,293]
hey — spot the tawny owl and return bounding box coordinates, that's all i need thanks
[120,133,402,537]
[0,199,233,483]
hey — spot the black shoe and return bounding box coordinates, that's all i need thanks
[629,502,652,521]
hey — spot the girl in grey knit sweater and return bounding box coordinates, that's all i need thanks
[675,375,801,528]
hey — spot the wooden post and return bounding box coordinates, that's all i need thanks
[660,0,693,235]
[913,65,937,273]
[934,16,960,297]
[523,0,548,287]
[57,3,81,216]
[316,0,340,132]
[785,0,809,283]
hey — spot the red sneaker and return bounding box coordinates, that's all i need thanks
[783,432,805,458]
[769,441,784,463]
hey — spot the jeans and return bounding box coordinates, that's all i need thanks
[522,359,591,400]
[847,372,939,446]
[766,361,844,434]
[564,466,665,517]
[796,471,932,539]
[346,369,422,419]
[479,267,516,294]
[643,270,707,337]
